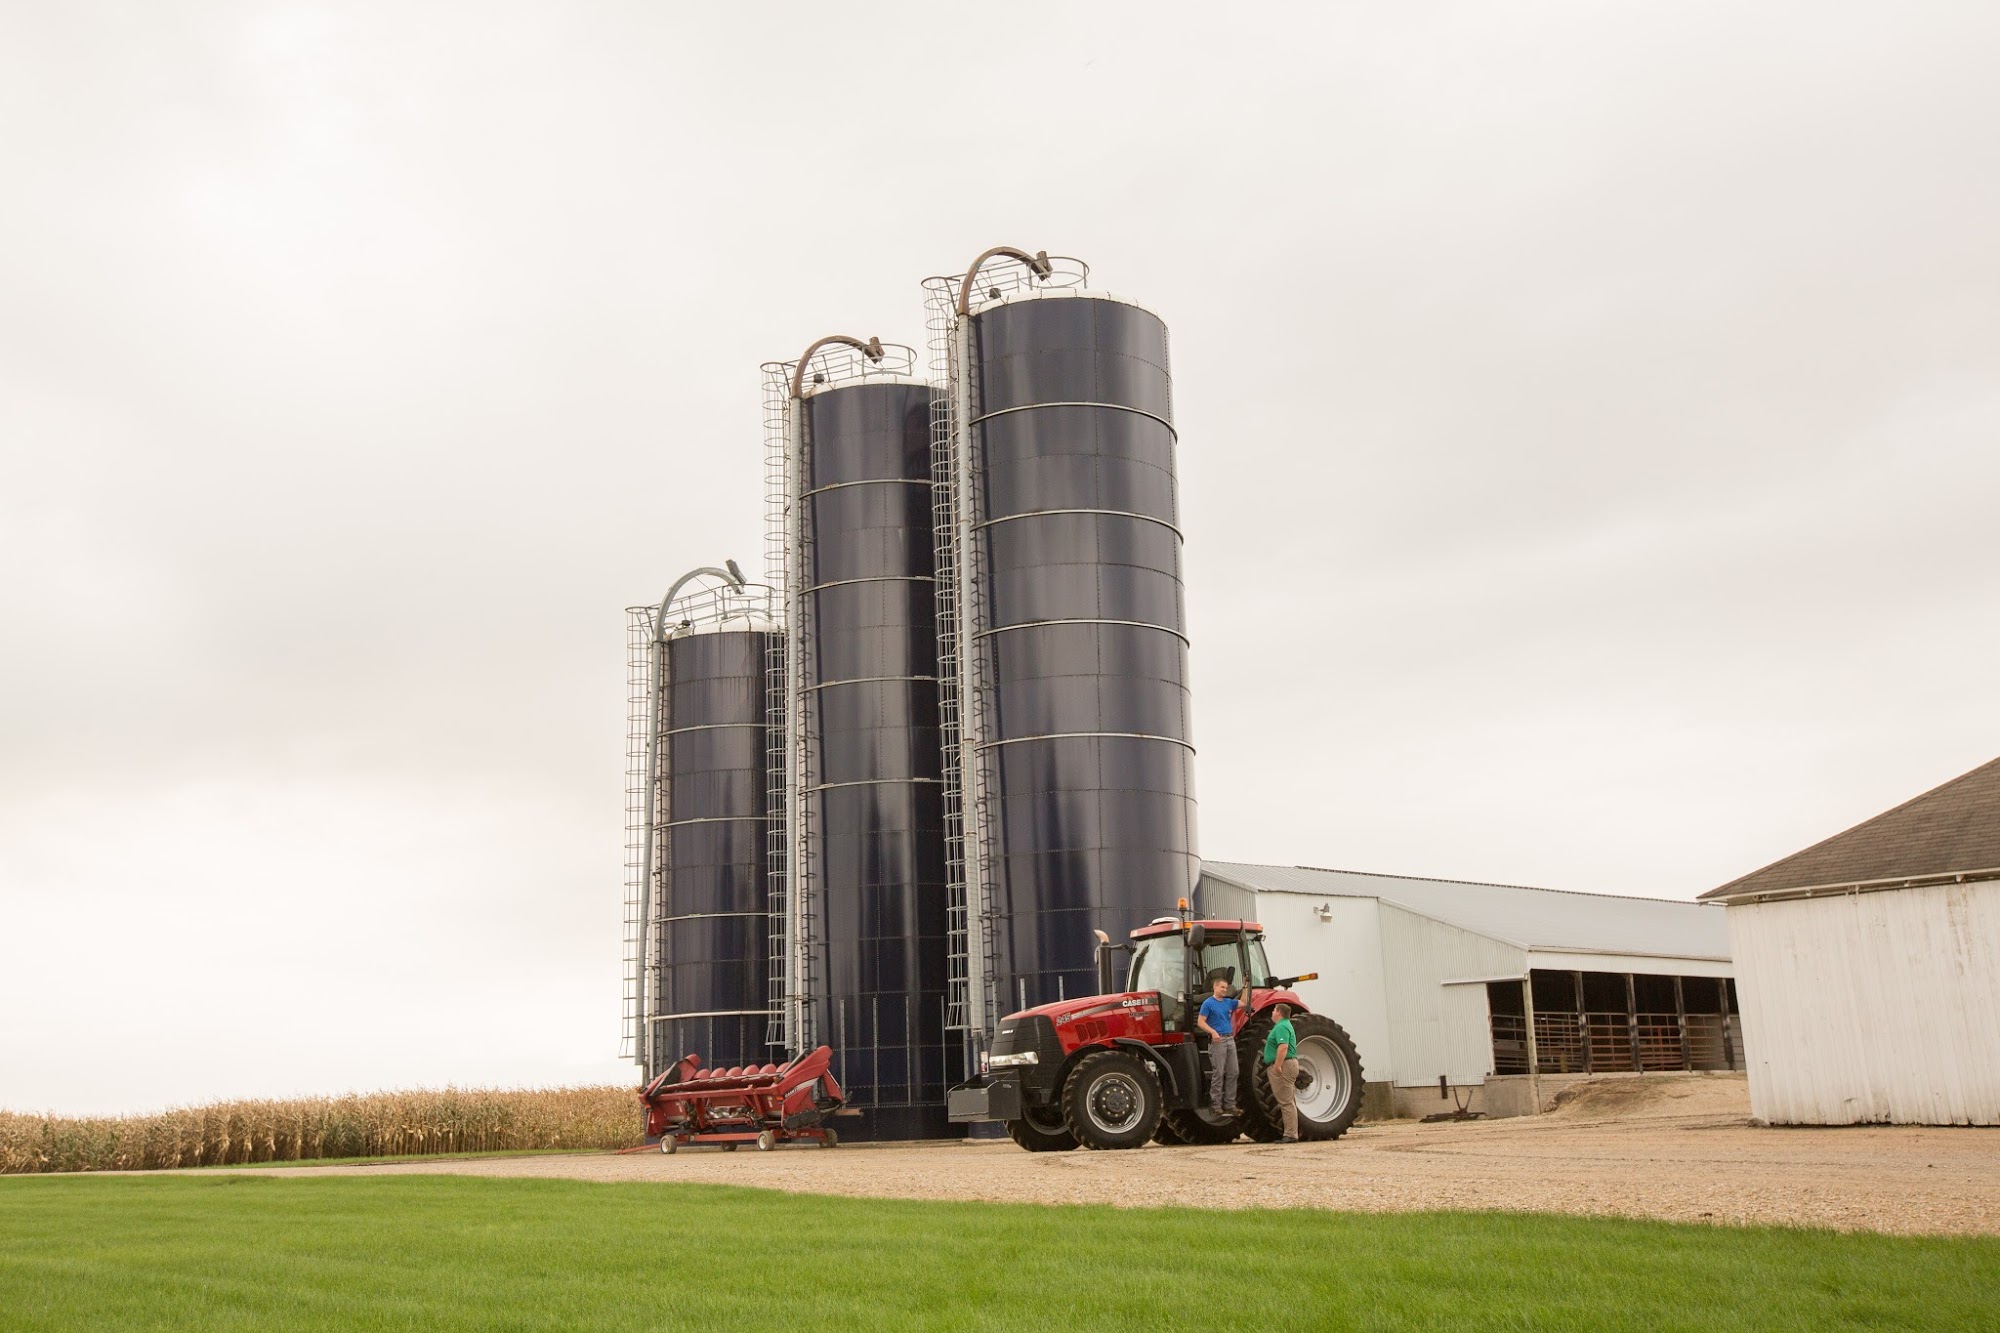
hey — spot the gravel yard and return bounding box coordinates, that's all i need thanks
[242,1076,1997,1236]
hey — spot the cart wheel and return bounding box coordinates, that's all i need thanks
[659,1137,676,1156]
[756,1131,777,1152]
[820,1129,838,1149]
[723,1144,737,1152]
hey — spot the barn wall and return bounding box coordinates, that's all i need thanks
[1251,895,1395,1086]
[1728,879,2000,1125]
[1375,903,1525,1088]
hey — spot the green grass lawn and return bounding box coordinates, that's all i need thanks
[2,1176,1993,1331]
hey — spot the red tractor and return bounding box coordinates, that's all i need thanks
[948,914,1365,1150]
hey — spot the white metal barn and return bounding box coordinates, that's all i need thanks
[1199,864,1738,1119]
[1702,756,2000,1126]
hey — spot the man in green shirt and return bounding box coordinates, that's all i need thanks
[1262,1003,1301,1143]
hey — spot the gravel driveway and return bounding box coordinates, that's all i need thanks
[242,1076,1997,1236]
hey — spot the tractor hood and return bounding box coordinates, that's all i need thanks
[1004,985,1309,1031]
[1007,992,1158,1027]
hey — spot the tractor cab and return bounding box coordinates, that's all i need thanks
[1123,917,1275,1034]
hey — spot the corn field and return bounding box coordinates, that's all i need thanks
[0,1086,644,1174]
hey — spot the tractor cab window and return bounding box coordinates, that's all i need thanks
[1198,936,1247,993]
[1129,939,1187,1032]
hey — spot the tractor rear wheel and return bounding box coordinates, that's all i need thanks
[1061,1050,1162,1150]
[1152,1115,1189,1146]
[1004,1103,1077,1152]
[1235,1018,1282,1140]
[1162,1108,1241,1145]
[1244,1013,1365,1142]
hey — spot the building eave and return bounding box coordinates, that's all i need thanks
[1705,866,2000,908]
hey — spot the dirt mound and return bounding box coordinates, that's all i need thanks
[1542,1074,1749,1120]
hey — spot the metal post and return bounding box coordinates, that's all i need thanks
[1521,973,1540,1087]
[1721,979,1737,1070]
[1624,973,1642,1072]
[939,994,951,1102]
[1573,971,1591,1074]
[905,991,918,1106]
[1673,975,1691,1071]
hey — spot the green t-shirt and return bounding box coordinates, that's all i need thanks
[1262,1017,1298,1065]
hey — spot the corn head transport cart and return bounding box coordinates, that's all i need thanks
[639,1046,847,1153]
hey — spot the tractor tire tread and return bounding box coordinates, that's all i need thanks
[1237,1016,1284,1141]
[1162,1108,1242,1145]
[1061,1049,1163,1151]
[1005,1110,1078,1153]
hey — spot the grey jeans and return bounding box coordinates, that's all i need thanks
[1208,1036,1239,1109]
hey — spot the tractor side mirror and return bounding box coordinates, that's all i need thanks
[1187,923,1207,952]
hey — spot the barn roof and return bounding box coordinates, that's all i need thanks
[1700,755,2000,904]
[1200,862,1729,961]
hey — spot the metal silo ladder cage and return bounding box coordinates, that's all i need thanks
[761,366,792,1052]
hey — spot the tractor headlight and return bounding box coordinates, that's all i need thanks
[988,1051,1038,1068]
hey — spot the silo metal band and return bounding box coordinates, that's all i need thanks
[806,777,945,794]
[972,732,1197,753]
[969,401,1177,436]
[804,575,938,592]
[973,508,1184,539]
[662,721,766,737]
[971,618,1190,646]
[806,675,939,690]
[802,478,934,499]
[660,815,774,829]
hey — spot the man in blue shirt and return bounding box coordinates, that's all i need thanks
[1196,975,1243,1115]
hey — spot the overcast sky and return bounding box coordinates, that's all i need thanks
[4,3,1996,1115]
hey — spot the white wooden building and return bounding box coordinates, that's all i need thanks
[1702,756,2000,1126]
[1199,863,1737,1119]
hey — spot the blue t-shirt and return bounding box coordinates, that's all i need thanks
[1198,995,1240,1037]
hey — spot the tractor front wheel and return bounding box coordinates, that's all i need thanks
[1061,1050,1162,1150]
[1005,1103,1078,1152]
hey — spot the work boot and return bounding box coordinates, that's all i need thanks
[1280,1135,1299,1143]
